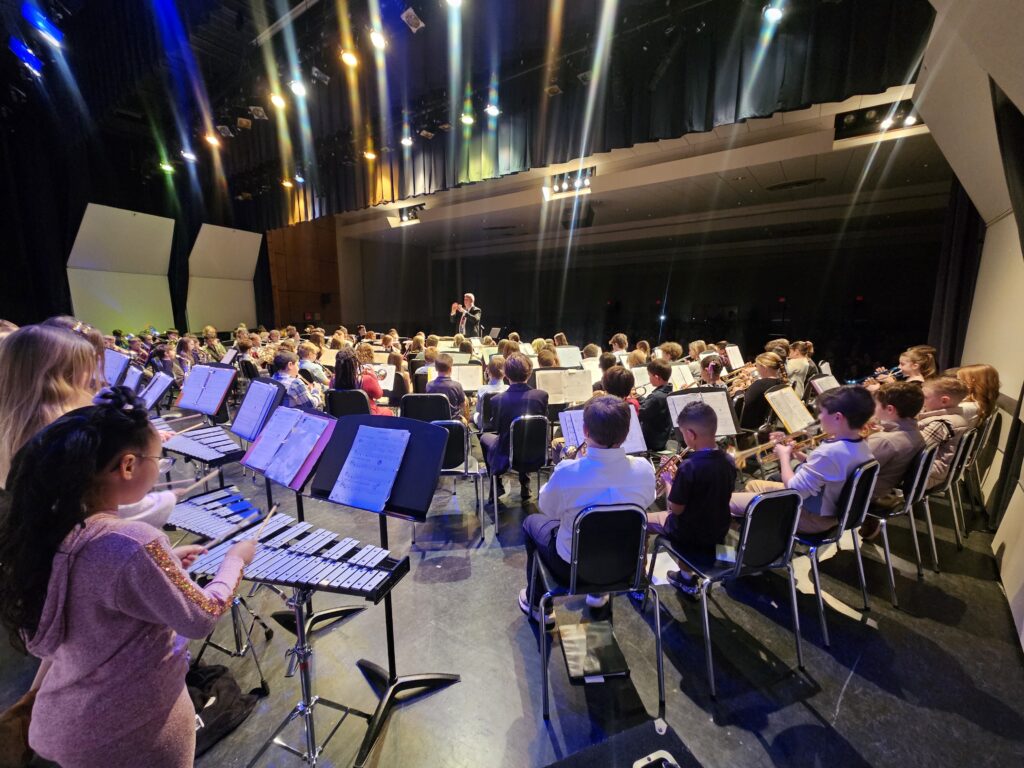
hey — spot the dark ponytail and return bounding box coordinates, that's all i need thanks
[0,387,153,651]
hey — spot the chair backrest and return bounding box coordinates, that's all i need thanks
[837,459,881,531]
[324,388,371,417]
[903,446,938,506]
[947,428,978,486]
[569,504,648,594]
[967,415,995,470]
[479,391,500,431]
[510,414,549,472]
[298,367,315,384]
[401,393,451,422]
[389,371,410,401]
[734,490,802,575]
[239,359,260,381]
[413,372,428,394]
[432,419,468,472]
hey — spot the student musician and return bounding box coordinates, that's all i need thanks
[174,337,196,379]
[649,402,737,593]
[425,353,467,420]
[699,354,727,389]
[582,343,601,359]
[868,345,936,391]
[414,347,439,376]
[638,360,673,451]
[272,351,323,410]
[450,292,483,336]
[729,386,874,535]
[201,326,226,362]
[600,365,640,414]
[0,387,255,768]
[388,351,413,401]
[859,382,926,539]
[554,332,569,347]
[787,341,817,399]
[519,396,656,622]
[298,341,330,385]
[333,347,392,417]
[537,348,558,368]
[609,333,629,355]
[658,342,683,362]
[739,352,787,431]
[918,376,969,489]
[480,353,548,502]
[591,352,619,393]
[686,341,706,377]
[955,364,1000,429]
[127,336,149,365]
[474,355,508,429]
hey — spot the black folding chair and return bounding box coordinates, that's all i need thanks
[411,419,485,542]
[644,489,803,698]
[794,460,879,645]
[297,368,315,385]
[400,393,451,422]
[324,389,371,417]
[531,504,663,719]
[478,390,500,432]
[919,428,978,566]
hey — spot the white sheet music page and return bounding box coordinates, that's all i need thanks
[632,366,652,390]
[765,387,816,433]
[194,367,236,415]
[245,407,302,471]
[535,369,567,404]
[177,367,212,411]
[123,366,143,392]
[581,357,603,384]
[231,380,278,441]
[725,345,745,368]
[670,364,695,390]
[555,346,583,367]
[624,410,648,453]
[266,413,329,486]
[667,390,738,437]
[328,426,411,512]
[103,349,130,386]
[558,410,585,451]
[141,372,173,409]
[811,375,840,395]
[563,369,592,404]
[452,364,483,391]
[364,363,396,391]
[220,348,238,365]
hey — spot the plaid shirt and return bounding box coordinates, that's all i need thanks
[273,372,322,410]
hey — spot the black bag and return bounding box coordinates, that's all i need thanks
[186,663,259,757]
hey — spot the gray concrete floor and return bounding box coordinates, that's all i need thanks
[4,430,1024,768]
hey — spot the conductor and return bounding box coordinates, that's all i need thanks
[450,292,483,337]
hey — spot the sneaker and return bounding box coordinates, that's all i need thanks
[667,570,700,597]
[518,588,555,627]
[585,593,609,609]
[520,478,532,500]
[860,517,882,541]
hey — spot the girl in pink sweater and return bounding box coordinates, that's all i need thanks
[0,387,255,768]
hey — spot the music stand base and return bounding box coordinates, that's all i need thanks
[353,659,461,768]
[246,694,372,767]
[271,606,365,637]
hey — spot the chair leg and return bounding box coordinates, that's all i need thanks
[540,593,551,719]
[809,548,829,647]
[650,585,666,715]
[787,564,804,669]
[946,488,964,551]
[642,540,660,612]
[850,532,870,612]
[879,521,899,609]
[954,482,969,542]
[906,506,924,580]
[922,497,940,573]
[410,520,416,545]
[700,582,716,699]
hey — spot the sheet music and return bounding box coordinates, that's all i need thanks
[363,363,397,391]
[820,361,833,376]
[519,343,537,357]
[140,372,174,410]
[613,351,630,365]
[557,408,647,454]
[244,407,302,471]
[725,345,745,368]
[265,413,330,486]
[191,367,235,415]
[103,349,130,386]
[666,390,738,437]
[220,348,238,365]
[810,375,840,395]
[231,379,279,441]
[555,346,583,367]
[448,352,472,365]
[765,387,817,433]
[328,426,410,513]
[699,351,718,361]
[451,364,483,391]
[123,365,144,393]
[581,357,603,385]
[563,369,592,403]
[632,366,652,391]
[177,367,211,412]
[670,364,695,390]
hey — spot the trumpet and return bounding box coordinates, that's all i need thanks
[655,447,692,497]
[728,431,828,465]
[852,366,900,385]
[722,363,756,382]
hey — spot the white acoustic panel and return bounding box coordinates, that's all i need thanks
[67,268,174,332]
[67,204,174,275]
[994,481,1024,649]
[189,223,262,279]
[186,277,256,332]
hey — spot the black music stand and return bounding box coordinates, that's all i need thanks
[308,415,461,768]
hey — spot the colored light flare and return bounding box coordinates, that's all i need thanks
[8,37,43,77]
[21,3,63,48]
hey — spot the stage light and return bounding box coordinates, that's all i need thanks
[270,93,286,108]
[903,115,918,127]
[180,150,197,162]
[294,173,305,183]
[21,3,63,48]
[460,113,474,126]
[204,133,221,147]
[400,136,413,147]
[419,128,435,139]
[159,162,174,174]
[370,30,386,50]
[879,117,894,130]
[340,49,358,68]
[288,80,306,97]
[542,167,596,201]
[659,314,667,322]
[573,178,582,189]
[364,150,377,160]
[281,179,294,189]
[446,0,462,7]
[8,37,43,77]
[311,67,330,86]
[763,4,783,24]
[583,178,590,187]
[390,204,425,228]
[484,104,500,117]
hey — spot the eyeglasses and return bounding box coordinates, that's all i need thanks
[138,455,176,474]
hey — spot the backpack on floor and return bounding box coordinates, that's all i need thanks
[186,663,259,757]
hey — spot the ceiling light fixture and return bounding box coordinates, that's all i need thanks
[460,113,474,125]
[903,115,918,127]
[159,162,174,174]
[340,49,358,67]
[180,150,197,162]
[370,30,386,50]
[288,80,307,97]
[400,136,413,147]
[763,4,783,24]
[270,93,286,108]
[879,117,894,129]
[204,133,220,147]
[281,179,294,188]
[484,104,500,117]
[364,150,377,160]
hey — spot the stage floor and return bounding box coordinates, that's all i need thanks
[4,436,1024,768]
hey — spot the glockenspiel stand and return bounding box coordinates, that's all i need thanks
[247,587,374,767]
[192,593,272,697]
[351,515,460,768]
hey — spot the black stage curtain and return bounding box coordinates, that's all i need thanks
[927,180,984,372]
[987,80,1024,529]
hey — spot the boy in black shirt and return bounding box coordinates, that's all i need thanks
[638,359,674,450]
[648,401,737,592]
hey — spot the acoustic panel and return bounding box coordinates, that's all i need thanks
[67,203,174,275]
[187,277,257,332]
[189,223,262,279]
[67,268,173,332]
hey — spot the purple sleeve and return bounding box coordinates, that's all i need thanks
[115,538,245,639]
